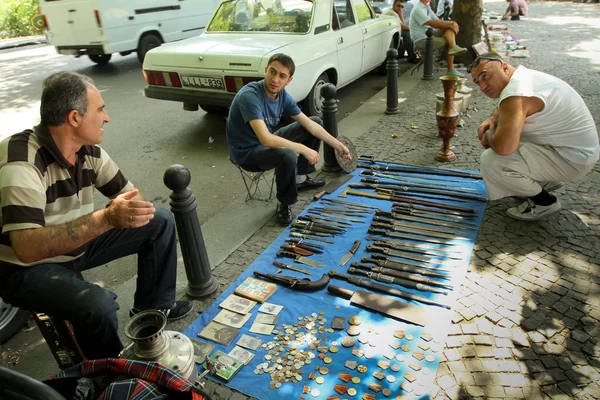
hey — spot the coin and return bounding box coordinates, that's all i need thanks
[342,337,355,348]
[390,363,401,372]
[386,375,396,383]
[406,334,414,341]
[319,367,329,375]
[351,376,361,384]
[316,377,325,384]
[357,365,368,373]
[348,315,362,325]
[400,345,411,352]
[425,355,435,363]
[382,388,392,397]
[348,388,357,396]
[330,346,339,353]
[347,325,361,336]
[324,357,333,364]
[311,388,320,397]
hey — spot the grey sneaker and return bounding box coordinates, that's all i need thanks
[507,199,562,221]
[448,46,467,56]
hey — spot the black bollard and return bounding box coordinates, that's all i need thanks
[385,47,399,115]
[164,165,218,298]
[423,28,434,80]
[321,83,341,172]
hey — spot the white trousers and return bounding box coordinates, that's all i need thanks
[480,142,595,200]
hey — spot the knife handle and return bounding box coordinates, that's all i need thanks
[327,284,354,299]
[273,260,288,269]
[349,239,361,254]
[277,250,297,259]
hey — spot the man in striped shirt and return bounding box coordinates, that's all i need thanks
[0,72,191,359]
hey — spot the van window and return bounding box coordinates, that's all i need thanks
[207,0,314,33]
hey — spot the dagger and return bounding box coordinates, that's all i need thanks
[366,244,450,265]
[361,256,450,278]
[357,161,482,179]
[339,240,361,267]
[277,250,325,268]
[368,227,457,245]
[273,260,312,275]
[347,266,449,295]
[367,238,462,259]
[290,232,334,244]
[373,216,473,236]
[376,209,478,229]
[360,169,477,184]
[370,221,470,241]
[280,244,315,256]
[351,262,453,289]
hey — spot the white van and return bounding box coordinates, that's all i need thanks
[39,0,220,64]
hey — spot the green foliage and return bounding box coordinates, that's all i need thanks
[0,0,40,39]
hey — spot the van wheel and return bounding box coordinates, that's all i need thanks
[199,104,229,115]
[301,72,329,118]
[137,34,162,64]
[88,54,112,64]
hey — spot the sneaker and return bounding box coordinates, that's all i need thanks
[276,203,293,226]
[541,181,565,193]
[448,46,467,56]
[445,69,465,78]
[506,199,562,221]
[130,300,193,321]
[297,176,325,191]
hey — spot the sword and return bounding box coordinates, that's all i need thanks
[340,187,476,214]
[370,221,471,241]
[360,169,476,184]
[361,256,450,278]
[299,215,351,228]
[367,245,457,269]
[347,266,449,294]
[352,262,453,289]
[320,198,378,210]
[393,203,477,218]
[307,211,365,223]
[369,227,457,245]
[328,270,450,309]
[366,237,462,259]
[311,207,371,216]
[373,216,473,236]
[358,160,482,180]
[376,209,478,229]
[361,176,480,194]
[350,183,472,204]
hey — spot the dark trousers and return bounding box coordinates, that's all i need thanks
[0,208,178,360]
[510,6,525,20]
[399,30,416,60]
[241,116,322,206]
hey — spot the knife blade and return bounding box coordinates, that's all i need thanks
[340,239,361,267]
[327,285,428,326]
[276,250,325,268]
[273,260,312,275]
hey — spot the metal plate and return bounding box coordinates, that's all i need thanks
[335,136,358,172]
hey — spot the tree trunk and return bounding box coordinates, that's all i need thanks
[452,0,483,64]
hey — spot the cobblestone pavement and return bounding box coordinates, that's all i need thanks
[180,2,600,399]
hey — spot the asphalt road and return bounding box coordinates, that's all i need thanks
[0,43,402,292]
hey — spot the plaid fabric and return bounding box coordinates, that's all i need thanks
[48,358,206,400]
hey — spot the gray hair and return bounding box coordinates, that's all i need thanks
[41,72,95,126]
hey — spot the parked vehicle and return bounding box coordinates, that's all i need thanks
[39,0,220,64]
[142,0,401,117]
[0,298,29,344]
[371,0,394,14]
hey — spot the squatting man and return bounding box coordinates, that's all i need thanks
[226,53,352,226]
[469,53,599,221]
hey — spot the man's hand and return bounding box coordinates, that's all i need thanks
[477,117,497,140]
[335,142,353,160]
[300,147,320,165]
[480,129,493,149]
[106,189,155,228]
[449,21,459,34]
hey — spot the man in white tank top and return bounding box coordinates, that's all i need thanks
[468,53,599,221]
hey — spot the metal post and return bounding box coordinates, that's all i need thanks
[163,165,218,298]
[423,28,434,80]
[321,83,341,172]
[385,47,399,115]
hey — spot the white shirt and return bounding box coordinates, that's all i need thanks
[499,66,599,165]
[409,1,438,42]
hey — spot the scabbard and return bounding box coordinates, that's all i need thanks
[347,267,449,295]
[292,221,343,234]
[360,178,486,200]
[371,221,470,241]
[348,276,450,309]
[360,169,476,184]
[368,238,462,259]
[373,216,472,236]
[393,203,477,219]
[388,193,476,214]
[367,244,448,266]
[376,209,478,229]
[362,256,449,278]
[369,227,455,245]
[351,262,452,289]
[358,162,482,180]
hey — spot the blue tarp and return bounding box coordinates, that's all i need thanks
[184,165,487,399]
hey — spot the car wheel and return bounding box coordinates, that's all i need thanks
[137,34,162,64]
[88,54,112,65]
[0,298,30,344]
[302,72,329,118]
[199,104,229,116]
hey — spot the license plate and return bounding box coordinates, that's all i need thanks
[181,75,224,90]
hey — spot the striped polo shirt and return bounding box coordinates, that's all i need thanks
[0,124,133,270]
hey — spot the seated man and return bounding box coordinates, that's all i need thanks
[0,72,191,360]
[384,0,418,63]
[226,53,351,226]
[502,0,528,20]
[409,0,467,77]
[469,53,599,220]
[436,0,453,19]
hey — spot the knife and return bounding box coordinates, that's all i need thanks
[276,250,325,268]
[280,244,314,256]
[340,240,361,267]
[327,285,428,327]
[272,260,312,275]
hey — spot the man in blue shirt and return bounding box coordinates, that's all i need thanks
[227,53,351,226]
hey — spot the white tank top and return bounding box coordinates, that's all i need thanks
[499,66,599,165]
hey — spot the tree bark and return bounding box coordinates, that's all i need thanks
[452,0,483,64]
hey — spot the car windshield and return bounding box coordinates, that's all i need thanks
[207,0,314,33]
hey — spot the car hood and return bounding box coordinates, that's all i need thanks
[146,33,305,71]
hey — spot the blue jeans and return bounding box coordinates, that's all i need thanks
[241,116,322,206]
[0,208,178,359]
[400,29,416,60]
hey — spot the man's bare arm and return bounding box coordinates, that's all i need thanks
[292,113,352,159]
[484,97,529,155]
[10,189,154,264]
[249,119,307,153]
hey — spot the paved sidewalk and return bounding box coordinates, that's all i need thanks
[190,2,600,399]
[0,35,46,50]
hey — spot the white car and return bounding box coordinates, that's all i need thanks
[142,0,401,117]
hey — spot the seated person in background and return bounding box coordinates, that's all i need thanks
[469,53,599,220]
[436,0,454,18]
[410,0,467,77]
[0,72,191,360]
[226,53,351,226]
[384,0,418,63]
[502,0,528,20]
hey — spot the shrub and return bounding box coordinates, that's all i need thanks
[0,0,40,39]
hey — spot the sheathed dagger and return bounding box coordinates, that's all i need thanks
[351,262,453,289]
[347,266,449,295]
[361,256,449,278]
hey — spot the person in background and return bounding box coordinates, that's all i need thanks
[436,0,453,18]
[409,0,467,77]
[469,53,598,220]
[502,0,528,20]
[384,0,418,63]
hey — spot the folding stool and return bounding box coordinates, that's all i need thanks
[231,161,276,203]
